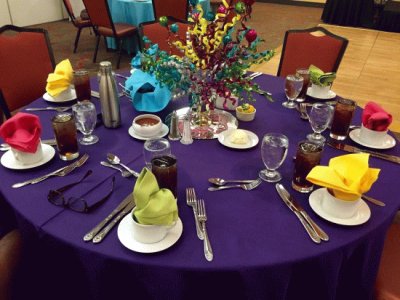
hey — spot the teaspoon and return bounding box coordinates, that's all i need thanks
[106,153,139,177]
[100,161,132,178]
[208,178,257,186]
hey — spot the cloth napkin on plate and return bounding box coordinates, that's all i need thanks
[125,69,171,112]
[45,59,73,97]
[132,168,178,225]
[309,65,336,87]
[0,112,42,153]
[362,101,392,131]
[306,153,380,201]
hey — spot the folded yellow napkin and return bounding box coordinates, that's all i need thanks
[46,59,73,97]
[309,64,336,87]
[132,168,178,225]
[306,153,380,201]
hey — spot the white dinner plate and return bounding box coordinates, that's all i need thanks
[349,128,396,149]
[309,188,371,226]
[43,88,77,103]
[117,214,183,253]
[128,124,169,141]
[306,87,336,100]
[1,144,55,170]
[218,129,259,149]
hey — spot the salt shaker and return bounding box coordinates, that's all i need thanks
[180,113,193,145]
[98,61,121,128]
[168,110,181,141]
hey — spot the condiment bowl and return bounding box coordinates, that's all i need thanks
[132,114,162,137]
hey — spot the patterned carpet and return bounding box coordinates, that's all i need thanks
[31,3,323,75]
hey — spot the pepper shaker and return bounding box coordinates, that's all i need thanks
[168,110,181,141]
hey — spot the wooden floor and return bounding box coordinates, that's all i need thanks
[251,24,400,132]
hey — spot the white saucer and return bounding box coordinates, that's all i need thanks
[349,128,396,149]
[218,129,259,149]
[309,188,371,226]
[1,144,55,170]
[43,88,77,103]
[128,123,169,141]
[117,214,183,253]
[306,87,336,100]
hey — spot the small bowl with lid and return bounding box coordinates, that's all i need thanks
[132,114,162,137]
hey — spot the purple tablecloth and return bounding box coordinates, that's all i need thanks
[1,74,399,300]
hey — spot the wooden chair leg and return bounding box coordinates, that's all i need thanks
[93,35,101,63]
[74,28,82,53]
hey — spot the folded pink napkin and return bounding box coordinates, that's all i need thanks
[0,113,42,153]
[362,102,392,131]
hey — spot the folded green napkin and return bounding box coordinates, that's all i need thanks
[132,168,178,225]
[309,65,336,87]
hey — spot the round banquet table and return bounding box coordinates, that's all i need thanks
[1,74,399,300]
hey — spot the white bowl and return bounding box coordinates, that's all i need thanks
[132,114,162,137]
[359,124,388,146]
[235,107,256,122]
[310,83,331,99]
[321,188,361,219]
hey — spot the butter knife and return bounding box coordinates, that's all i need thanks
[83,193,134,242]
[92,201,136,244]
[277,184,329,241]
[275,184,321,244]
[327,141,400,164]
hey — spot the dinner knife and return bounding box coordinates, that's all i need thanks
[277,184,329,241]
[275,184,321,244]
[83,193,134,242]
[92,201,136,244]
[326,141,400,164]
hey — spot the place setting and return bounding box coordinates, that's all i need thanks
[305,65,337,100]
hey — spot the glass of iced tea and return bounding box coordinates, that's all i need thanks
[151,155,177,198]
[329,98,356,140]
[51,113,79,161]
[73,70,91,102]
[295,68,310,102]
[292,140,323,193]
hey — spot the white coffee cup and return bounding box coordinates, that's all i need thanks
[11,142,43,165]
[359,124,387,146]
[131,208,176,244]
[311,83,331,98]
[321,188,361,219]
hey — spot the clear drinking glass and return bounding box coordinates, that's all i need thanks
[72,100,99,145]
[295,68,310,102]
[307,103,333,144]
[259,133,289,183]
[143,138,171,169]
[283,74,303,109]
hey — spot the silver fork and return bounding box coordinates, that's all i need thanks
[26,106,71,112]
[186,188,204,240]
[208,178,262,191]
[196,199,213,262]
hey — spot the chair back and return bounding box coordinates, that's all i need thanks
[83,0,114,32]
[152,0,189,21]
[277,27,348,77]
[0,25,55,116]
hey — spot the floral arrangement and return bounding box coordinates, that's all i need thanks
[131,0,274,110]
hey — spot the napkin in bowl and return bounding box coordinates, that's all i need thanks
[0,112,42,153]
[45,59,73,97]
[125,69,171,112]
[362,101,392,131]
[132,167,178,225]
[306,153,380,201]
[309,65,336,87]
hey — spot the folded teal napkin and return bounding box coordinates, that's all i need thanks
[125,69,171,112]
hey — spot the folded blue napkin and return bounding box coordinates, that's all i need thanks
[125,69,171,112]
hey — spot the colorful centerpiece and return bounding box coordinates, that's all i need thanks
[129,0,274,112]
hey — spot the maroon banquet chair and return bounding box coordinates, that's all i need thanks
[139,17,190,57]
[82,0,138,69]
[62,0,95,53]
[0,25,55,119]
[152,0,189,21]
[277,26,348,78]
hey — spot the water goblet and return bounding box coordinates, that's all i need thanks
[283,74,303,109]
[259,133,289,183]
[72,100,99,145]
[307,103,333,144]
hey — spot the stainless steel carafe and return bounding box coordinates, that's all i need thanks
[98,61,121,128]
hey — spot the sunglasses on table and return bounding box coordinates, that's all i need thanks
[47,170,115,213]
